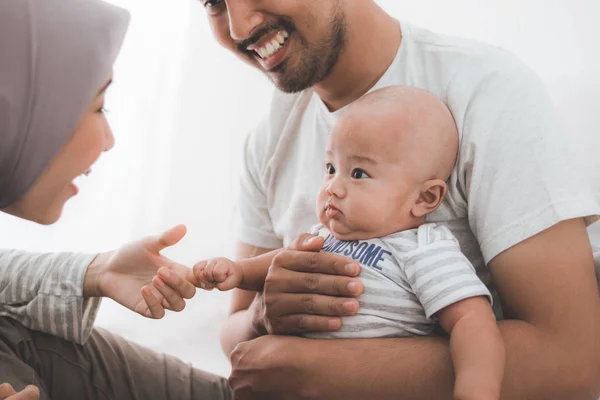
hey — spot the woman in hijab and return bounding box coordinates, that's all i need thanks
[0,0,231,399]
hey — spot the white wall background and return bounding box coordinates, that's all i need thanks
[0,0,598,378]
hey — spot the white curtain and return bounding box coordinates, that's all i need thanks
[0,0,598,377]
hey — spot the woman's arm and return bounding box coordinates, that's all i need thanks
[0,249,100,344]
[0,225,198,345]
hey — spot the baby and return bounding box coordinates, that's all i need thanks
[197,86,505,400]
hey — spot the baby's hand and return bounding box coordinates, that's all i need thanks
[192,257,243,291]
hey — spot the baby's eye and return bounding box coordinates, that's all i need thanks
[326,163,336,175]
[351,168,370,179]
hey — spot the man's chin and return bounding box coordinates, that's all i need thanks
[267,68,314,94]
[269,76,305,94]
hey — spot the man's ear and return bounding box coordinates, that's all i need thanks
[411,179,448,218]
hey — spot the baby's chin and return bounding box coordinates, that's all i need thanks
[325,219,376,242]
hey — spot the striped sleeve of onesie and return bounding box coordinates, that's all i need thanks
[401,224,492,319]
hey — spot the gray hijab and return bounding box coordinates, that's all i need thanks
[0,0,129,208]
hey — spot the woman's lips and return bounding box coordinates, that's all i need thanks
[70,167,92,196]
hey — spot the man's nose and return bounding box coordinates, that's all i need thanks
[226,0,265,42]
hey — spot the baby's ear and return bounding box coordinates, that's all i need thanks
[411,179,448,218]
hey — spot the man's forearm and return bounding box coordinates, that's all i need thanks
[220,308,259,356]
[288,319,597,400]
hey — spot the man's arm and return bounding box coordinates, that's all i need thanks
[228,218,600,399]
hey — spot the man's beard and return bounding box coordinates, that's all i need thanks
[274,12,346,93]
[236,10,347,94]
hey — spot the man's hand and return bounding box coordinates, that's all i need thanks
[0,384,39,400]
[249,233,363,336]
[229,335,312,400]
[193,257,243,291]
[83,224,197,319]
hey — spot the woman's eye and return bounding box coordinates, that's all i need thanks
[351,168,370,179]
[97,106,107,114]
[326,163,335,175]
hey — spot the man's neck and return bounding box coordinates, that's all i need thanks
[314,3,401,112]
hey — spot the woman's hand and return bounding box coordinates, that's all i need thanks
[249,233,363,336]
[0,384,39,400]
[83,224,197,319]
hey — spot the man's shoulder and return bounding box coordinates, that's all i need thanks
[402,22,530,90]
[404,22,518,66]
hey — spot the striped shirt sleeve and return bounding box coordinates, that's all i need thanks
[402,224,492,319]
[0,250,101,344]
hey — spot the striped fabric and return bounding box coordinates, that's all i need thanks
[305,223,492,339]
[0,250,100,344]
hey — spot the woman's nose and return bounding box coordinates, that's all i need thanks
[104,126,115,152]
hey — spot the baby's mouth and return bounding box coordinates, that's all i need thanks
[325,203,342,219]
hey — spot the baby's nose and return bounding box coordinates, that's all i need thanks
[327,177,346,198]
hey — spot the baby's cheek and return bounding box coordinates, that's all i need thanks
[345,200,368,227]
[315,187,327,211]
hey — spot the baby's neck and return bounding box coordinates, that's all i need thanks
[330,216,425,242]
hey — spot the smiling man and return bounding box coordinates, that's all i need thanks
[198,0,600,399]
[207,0,348,96]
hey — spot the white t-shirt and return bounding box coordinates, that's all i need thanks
[237,22,600,316]
[304,223,491,339]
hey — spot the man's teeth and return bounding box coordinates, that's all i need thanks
[254,30,289,59]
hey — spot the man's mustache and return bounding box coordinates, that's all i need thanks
[236,18,294,54]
